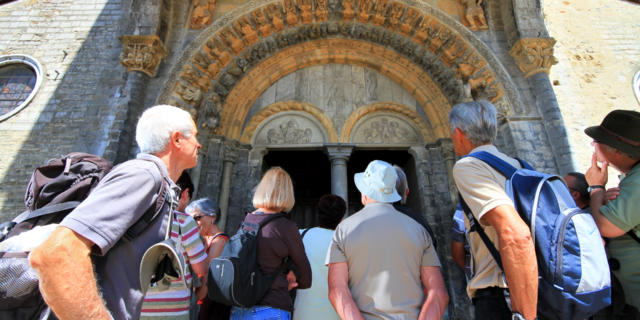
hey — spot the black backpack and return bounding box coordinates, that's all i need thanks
[0,153,168,320]
[207,214,288,307]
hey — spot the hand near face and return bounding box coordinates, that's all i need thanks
[585,152,608,187]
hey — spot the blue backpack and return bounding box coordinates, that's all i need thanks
[459,151,611,320]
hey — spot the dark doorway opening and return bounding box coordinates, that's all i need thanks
[346,150,419,215]
[262,150,331,228]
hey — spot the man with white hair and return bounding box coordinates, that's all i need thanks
[30,105,202,319]
[326,160,448,319]
[449,100,537,320]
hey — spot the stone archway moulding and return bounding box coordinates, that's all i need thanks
[159,0,524,141]
[241,101,338,144]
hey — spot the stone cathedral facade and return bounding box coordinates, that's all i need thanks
[0,0,574,317]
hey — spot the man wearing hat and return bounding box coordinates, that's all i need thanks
[585,110,640,313]
[326,160,448,319]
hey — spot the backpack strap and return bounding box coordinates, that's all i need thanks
[12,201,82,225]
[467,151,517,178]
[626,230,640,245]
[458,194,504,272]
[124,159,172,241]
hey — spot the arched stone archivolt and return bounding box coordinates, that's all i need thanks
[341,102,431,144]
[240,101,338,144]
[221,39,450,141]
[159,0,518,141]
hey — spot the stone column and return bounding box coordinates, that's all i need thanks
[218,141,238,231]
[510,38,574,174]
[115,35,168,162]
[324,144,354,207]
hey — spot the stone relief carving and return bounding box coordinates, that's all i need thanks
[371,0,389,26]
[252,8,273,37]
[357,0,373,23]
[265,3,285,32]
[510,38,559,77]
[342,0,355,20]
[267,119,312,144]
[399,7,421,36]
[233,16,259,46]
[253,113,326,146]
[190,0,217,30]
[459,0,488,31]
[352,116,419,144]
[283,0,299,26]
[314,0,328,21]
[119,35,167,77]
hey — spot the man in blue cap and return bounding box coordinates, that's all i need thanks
[585,110,640,316]
[326,160,448,319]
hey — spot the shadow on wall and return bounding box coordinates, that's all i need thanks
[0,0,136,220]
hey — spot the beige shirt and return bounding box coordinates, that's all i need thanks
[326,202,440,319]
[453,144,521,298]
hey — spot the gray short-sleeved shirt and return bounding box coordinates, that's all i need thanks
[325,202,440,320]
[60,153,178,320]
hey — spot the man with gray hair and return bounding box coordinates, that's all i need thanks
[326,160,448,319]
[449,100,537,320]
[30,105,202,319]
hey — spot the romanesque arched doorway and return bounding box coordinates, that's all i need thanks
[157,1,525,318]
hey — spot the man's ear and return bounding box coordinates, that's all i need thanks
[170,131,182,148]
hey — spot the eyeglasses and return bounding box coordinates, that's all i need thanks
[193,216,204,221]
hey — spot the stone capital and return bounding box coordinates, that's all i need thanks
[223,140,240,162]
[509,38,559,78]
[119,35,168,77]
[325,144,354,161]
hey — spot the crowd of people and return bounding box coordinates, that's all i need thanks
[23,101,639,320]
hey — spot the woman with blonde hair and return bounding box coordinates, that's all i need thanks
[230,167,311,320]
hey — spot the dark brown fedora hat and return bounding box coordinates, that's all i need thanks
[585,110,640,158]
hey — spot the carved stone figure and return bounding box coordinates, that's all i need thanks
[314,0,328,21]
[252,8,273,37]
[176,83,203,105]
[509,38,559,77]
[205,38,232,67]
[266,119,313,144]
[441,37,468,67]
[283,0,298,26]
[119,35,167,77]
[399,7,421,36]
[359,117,415,144]
[298,0,313,24]
[266,4,285,32]
[357,0,373,23]
[387,2,404,29]
[371,0,389,26]
[220,27,245,54]
[461,0,487,31]
[412,16,437,44]
[190,0,216,30]
[342,0,356,20]
[233,16,259,46]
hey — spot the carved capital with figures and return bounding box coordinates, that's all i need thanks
[119,35,168,77]
[510,38,559,78]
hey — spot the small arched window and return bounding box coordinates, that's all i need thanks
[0,55,43,121]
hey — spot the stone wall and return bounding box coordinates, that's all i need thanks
[0,0,131,219]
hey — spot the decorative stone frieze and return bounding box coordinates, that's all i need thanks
[509,38,559,78]
[189,0,217,30]
[119,35,167,77]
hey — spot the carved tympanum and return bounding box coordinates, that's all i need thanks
[119,35,167,77]
[352,116,419,144]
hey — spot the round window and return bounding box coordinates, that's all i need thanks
[0,55,43,122]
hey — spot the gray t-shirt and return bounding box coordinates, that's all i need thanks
[326,202,440,320]
[60,153,178,320]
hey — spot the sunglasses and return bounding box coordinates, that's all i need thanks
[193,215,215,221]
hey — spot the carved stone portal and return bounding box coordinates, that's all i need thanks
[351,114,419,145]
[119,35,168,77]
[510,38,559,78]
[253,113,327,146]
[458,0,488,31]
